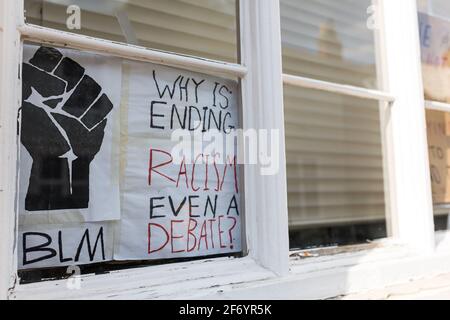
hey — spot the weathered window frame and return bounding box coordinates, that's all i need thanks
[0,0,446,300]
[1,0,290,299]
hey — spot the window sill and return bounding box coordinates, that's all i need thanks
[12,235,450,300]
[10,256,275,300]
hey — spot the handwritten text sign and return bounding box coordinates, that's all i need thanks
[419,13,450,103]
[114,62,242,260]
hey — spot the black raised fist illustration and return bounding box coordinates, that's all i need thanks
[21,46,113,211]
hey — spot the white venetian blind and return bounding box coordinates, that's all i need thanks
[281,0,386,230]
[24,0,237,62]
[281,0,376,87]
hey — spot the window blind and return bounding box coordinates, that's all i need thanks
[284,86,385,229]
[281,0,386,233]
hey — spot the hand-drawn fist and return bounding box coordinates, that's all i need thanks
[21,46,113,211]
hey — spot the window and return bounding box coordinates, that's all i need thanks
[24,0,238,62]
[281,0,389,249]
[419,0,450,231]
[17,0,244,282]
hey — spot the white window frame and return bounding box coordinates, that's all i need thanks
[1,0,290,299]
[1,0,449,300]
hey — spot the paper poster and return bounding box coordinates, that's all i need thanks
[18,45,242,270]
[114,62,242,260]
[19,45,121,225]
[19,222,114,270]
[426,109,450,203]
[419,12,450,103]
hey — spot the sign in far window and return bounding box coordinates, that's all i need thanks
[24,0,238,63]
[425,109,450,204]
[19,44,242,272]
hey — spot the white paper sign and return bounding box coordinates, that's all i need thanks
[419,12,450,102]
[114,62,242,260]
[19,45,121,225]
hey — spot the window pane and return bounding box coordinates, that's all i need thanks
[24,0,238,62]
[425,110,450,231]
[418,2,450,231]
[18,43,242,280]
[284,85,387,249]
[280,0,377,88]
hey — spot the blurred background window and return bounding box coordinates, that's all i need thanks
[281,0,388,250]
[281,0,378,89]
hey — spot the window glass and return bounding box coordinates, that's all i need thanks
[281,0,387,249]
[280,0,377,88]
[418,0,450,20]
[418,0,450,231]
[425,109,450,231]
[285,85,387,249]
[24,0,238,63]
